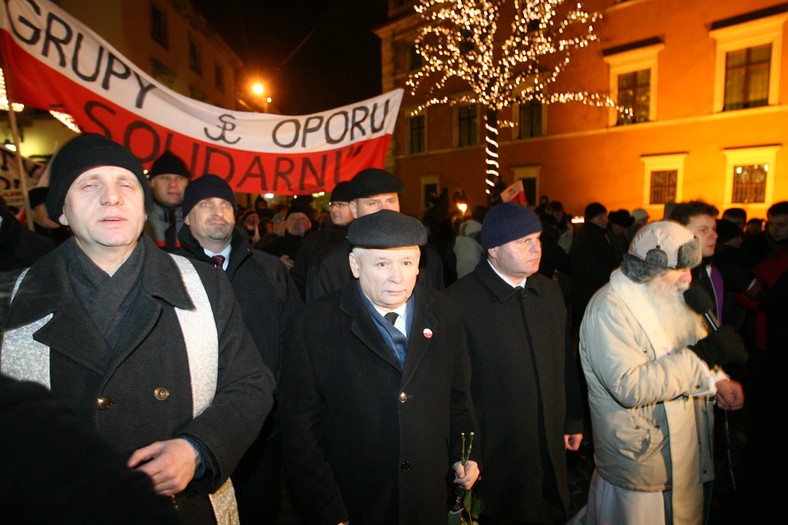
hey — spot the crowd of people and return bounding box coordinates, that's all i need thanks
[1,134,786,524]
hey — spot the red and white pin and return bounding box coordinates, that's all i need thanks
[423,328,433,339]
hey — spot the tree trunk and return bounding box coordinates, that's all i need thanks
[484,107,502,206]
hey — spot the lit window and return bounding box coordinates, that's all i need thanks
[723,44,771,111]
[617,69,650,125]
[603,40,663,127]
[641,153,686,210]
[710,9,787,113]
[731,164,768,203]
[649,170,677,204]
[723,146,779,207]
[457,105,477,147]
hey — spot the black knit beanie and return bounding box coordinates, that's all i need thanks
[149,151,191,179]
[181,174,236,217]
[46,134,150,221]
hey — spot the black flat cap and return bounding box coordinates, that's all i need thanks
[348,168,404,198]
[347,210,427,248]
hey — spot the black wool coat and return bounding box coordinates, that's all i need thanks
[177,225,302,377]
[2,237,274,522]
[447,261,584,521]
[279,282,476,525]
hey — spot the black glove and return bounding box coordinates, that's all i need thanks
[689,325,748,368]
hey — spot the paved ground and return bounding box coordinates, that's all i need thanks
[276,412,752,524]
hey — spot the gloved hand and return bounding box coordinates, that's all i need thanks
[689,325,748,368]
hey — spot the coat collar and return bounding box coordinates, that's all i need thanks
[338,282,437,384]
[474,259,543,302]
[5,236,194,331]
[178,224,253,277]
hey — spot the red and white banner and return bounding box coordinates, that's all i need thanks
[0,0,402,195]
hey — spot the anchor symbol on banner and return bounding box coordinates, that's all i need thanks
[204,114,241,144]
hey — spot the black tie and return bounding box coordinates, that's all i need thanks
[384,312,399,326]
[211,255,226,270]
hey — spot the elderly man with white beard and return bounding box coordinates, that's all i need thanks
[571,220,747,525]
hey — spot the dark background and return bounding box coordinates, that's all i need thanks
[193,0,388,115]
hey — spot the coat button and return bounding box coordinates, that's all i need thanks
[399,392,408,403]
[154,387,170,401]
[400,461,412,471]
[96,396,112,410]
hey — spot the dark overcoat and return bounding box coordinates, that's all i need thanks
[177,224,302,520]
[447,261,584,521]
[279,282,476,525]
[177,225,302,377]
[2,236,274,522]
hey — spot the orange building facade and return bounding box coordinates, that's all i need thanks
[376,0,788,220]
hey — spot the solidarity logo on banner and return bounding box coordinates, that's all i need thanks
[0,0,403,194]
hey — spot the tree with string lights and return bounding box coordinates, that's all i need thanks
[407,0,621,204]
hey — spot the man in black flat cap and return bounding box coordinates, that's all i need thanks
[280,209,479,525]
[144,150,191,251]
[305,168,444,301]
[0,134,273,524]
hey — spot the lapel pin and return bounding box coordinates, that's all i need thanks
[423,328,433,339]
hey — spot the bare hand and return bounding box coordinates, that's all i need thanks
[565,433,583,451]
[452,460,480,491]
[715,379,744,411]
[280,255,295,270]
[127,438,198,496]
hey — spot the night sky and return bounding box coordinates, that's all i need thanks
[192,0,388,116]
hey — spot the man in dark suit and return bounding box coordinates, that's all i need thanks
[280,209,479,525]
[448,203,584,525]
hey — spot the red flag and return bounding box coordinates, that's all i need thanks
[500,180,527,205]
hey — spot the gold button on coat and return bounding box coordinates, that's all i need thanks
[399,392,408,403]
[154,387,170,401]
[96,396,112,410]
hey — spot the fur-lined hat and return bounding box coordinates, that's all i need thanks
[620,220,702,282]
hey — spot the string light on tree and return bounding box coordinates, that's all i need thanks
[407,0,629,204]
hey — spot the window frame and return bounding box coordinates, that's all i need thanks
[455,104,478,148]
[407,111,427,155]
[515,99,544,139]
[710,12,787,113]
[722,145,779,208]
[641,153,687,211]
[603,42,663,127]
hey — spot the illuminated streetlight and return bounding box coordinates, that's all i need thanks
[252,83,264,96]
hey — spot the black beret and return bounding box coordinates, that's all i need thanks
[348,168,403,198]
[149,151,191,179]
[347,210,427,248]
[47,134,150,221]
[330,181,354,203]
[182,174,236,217]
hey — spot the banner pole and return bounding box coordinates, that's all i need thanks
[7,107,34,231]
[2,57,35,231]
